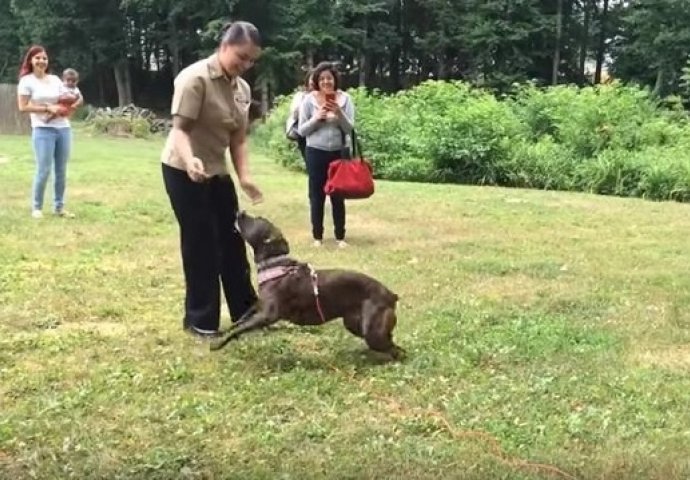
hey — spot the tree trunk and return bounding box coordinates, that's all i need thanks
[389,0,402,90]
[579,0,591,79]
[594,0,609,84]
[422,60,434,82]
[389,49,401,90]
[259,78,269,120]
[114,60,133,106]
[306,48,315,70]
[552,0,563,85]
[358,52,367,87]
[92,52,106,106]
[358,15,370,88]
[368,58,378,86]
[97,67,106,106]
[154,49,160,73]
[400,0,411,88]
[653,66,665,96]
[0,58,8,79]
[168,17,181,78]
[437,54,448,80]
[144,38,151,72]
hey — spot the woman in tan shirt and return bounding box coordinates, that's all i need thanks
[161,21,263,337]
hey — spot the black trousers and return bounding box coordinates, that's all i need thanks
[296,135,307,162]
[305,146,345,241]
[162,164,257,331]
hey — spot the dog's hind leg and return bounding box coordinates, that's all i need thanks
[381,308,405,360]
[362,302,404,360]
[210,310,278,351]
[343,313,363,338]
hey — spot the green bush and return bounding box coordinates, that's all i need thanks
[348,87,410,178]
[90,116,151,138]
[502,136,577,191]
[572,146,690,202]
[130,117,151,139]
[510,81,680,158]
[254,80,690,203]
[252,93,304,172]
[574,148,645,197]
[637,149,690,202]
[71,103,91,122]
[352,82,528,184]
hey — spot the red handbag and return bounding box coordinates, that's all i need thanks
[324,129,375,199]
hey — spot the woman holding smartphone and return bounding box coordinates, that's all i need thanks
[297,61,355,248]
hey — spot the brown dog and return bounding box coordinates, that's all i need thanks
[209,212,404,359]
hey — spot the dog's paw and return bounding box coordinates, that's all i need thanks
[209,338,227,351]
[389,346,407,361]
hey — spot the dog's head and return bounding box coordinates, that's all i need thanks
[236,211,290,262]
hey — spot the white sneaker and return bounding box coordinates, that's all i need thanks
[312,240,323,247]
[31,210,43,219]
[337,240,349,249]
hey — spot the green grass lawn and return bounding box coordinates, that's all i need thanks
[1,130,690,480]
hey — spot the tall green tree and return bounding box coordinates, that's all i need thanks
[0,0,22,82]
[5,0,690,108]
[10,0,130,104]
[610,0,690,96]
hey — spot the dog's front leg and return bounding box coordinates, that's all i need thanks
[209,310,277,351]
[225,303,260,330]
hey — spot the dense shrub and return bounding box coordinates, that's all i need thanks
[510,82,683,157]
[85,104,170,138]
[502,136,578,191]
[575,146,690,202]
[71,103,91,122]
[348,83,530,184]
[251,94,305,171]
[255,80,690,202]
[90,116,151,138]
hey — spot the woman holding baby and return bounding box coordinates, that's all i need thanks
[16,45,82,219]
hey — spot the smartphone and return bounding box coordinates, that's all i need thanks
[325,92,336,103]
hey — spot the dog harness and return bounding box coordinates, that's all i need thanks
[255,262,327,323]
[309,264,327,323]
[257,265,298,286]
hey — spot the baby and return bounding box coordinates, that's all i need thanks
[45,68,82,122]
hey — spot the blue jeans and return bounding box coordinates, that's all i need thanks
[31,126,72,211]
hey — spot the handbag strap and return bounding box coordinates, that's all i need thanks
[339,127,363,159]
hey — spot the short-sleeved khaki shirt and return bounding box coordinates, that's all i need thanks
[160,54,252,176]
